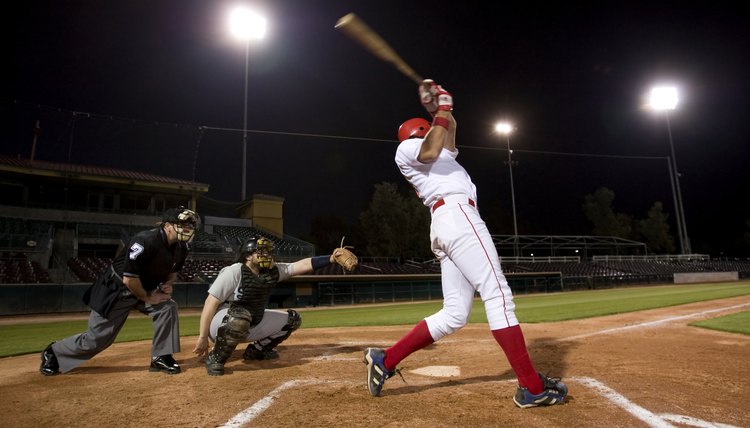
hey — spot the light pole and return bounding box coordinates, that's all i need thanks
[229,7,266,201]
[495,122,519,258]
[648,86,691,254]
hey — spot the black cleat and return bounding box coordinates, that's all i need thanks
[243,344,279,360]
[205,353,225,376]
[149,354,181,374]
[40,342,60,376]
[513,372,568,408]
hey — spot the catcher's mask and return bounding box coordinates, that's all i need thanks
[398,118,431,142]
[238,237,275,269]
[162,207,200,243]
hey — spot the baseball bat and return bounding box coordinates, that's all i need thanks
[335,13,423,85]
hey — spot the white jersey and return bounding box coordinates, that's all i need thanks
[394,134,517,334]
[395,137,477,207]
[207,262,295,307]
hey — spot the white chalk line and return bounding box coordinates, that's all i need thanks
[571,377,741,428]
[219,376,741,428]
[658,413,740,428]
[557,302,750,343]
[220,302,749,427]
[217,379,354,428]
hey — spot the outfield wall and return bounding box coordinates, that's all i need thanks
[0,271,654,316]
[673,271,738,284]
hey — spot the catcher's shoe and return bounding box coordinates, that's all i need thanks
[149,354,181,375]
[243,343,279,360]
[40,342,60,376]
[363,347,399,397]
[205,353,225,376]
[513,372,568,408]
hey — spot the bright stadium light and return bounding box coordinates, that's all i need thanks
[495,122,513,135]
[648,86,678,111]
[495,121,519,259]
[648,85,690,254]
[229,8,267,40]
[228,6,267,201]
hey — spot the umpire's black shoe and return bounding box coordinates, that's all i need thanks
[149,354,181,374]
[40,342,60,376]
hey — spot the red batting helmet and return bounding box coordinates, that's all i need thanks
[398,118,430,142]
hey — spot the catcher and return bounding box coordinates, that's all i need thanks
[193,236,357,375]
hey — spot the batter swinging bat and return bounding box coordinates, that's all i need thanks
[335,13,423,85]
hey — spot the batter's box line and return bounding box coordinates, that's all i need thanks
[218,379,354,428]
[218,376,740,428]
[571,376,740,428]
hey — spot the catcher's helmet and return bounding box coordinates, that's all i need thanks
[398,118,430,142]
[237,237,275,268]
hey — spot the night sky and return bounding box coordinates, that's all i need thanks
[7,1,750,256]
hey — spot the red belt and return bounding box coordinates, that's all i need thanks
[432,197,475,213]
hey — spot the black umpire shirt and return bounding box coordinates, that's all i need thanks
[111,227,189,293]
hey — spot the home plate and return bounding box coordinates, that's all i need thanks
[409,366,461,377]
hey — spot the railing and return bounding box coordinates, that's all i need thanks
[592,254,711,262]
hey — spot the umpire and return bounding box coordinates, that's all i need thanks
[40,207,200,376]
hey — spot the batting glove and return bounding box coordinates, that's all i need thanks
[435,85,453,112]
[419,79,438,116]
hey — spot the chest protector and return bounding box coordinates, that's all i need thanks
[235,264,280,324]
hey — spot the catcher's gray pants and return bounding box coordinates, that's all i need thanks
[51,293,180,374]
[209,308,290,343]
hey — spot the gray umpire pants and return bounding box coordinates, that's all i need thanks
[51,292,180,374]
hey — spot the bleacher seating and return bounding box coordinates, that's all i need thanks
[67,256,112,283]
[189,230,230,254]
[179,258,234,282]
[0,253,52,283]
[3,204,750,286]
[12,252,750,286]
[507,261,624,277]
[211,225,313,259]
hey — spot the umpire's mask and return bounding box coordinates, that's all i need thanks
[163,207,201,243]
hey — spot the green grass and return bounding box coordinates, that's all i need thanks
[689,310,750,335]
[2,282,748,358]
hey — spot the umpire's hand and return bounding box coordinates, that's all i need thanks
[145,290,172,305]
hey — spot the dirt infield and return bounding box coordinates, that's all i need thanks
[2,295,749,428]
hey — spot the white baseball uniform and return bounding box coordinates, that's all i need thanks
[395,137,519,340]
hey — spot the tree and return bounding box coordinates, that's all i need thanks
[358,182,432,260]
[583,187,678,254]
[637,202,675,254]
[582,187,634,239]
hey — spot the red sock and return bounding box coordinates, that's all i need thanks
[384,319,434,371]
[492,325,543,394]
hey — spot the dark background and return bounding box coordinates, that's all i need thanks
[6,1,750,256]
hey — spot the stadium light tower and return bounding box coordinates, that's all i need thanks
[495,122,519,258]
[648,85,691,254]
[229,7,266,201]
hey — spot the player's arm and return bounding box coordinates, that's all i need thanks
[418,111,451,163]
[445,112,457,152]
[289,254,336,276]
[192,294,222,357]
[417,80,454,163]
[123,276,170,304]
[159,272,178,296]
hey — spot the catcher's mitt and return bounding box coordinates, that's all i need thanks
[333,237,358,273]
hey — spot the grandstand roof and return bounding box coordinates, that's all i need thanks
[0,154,209,192]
